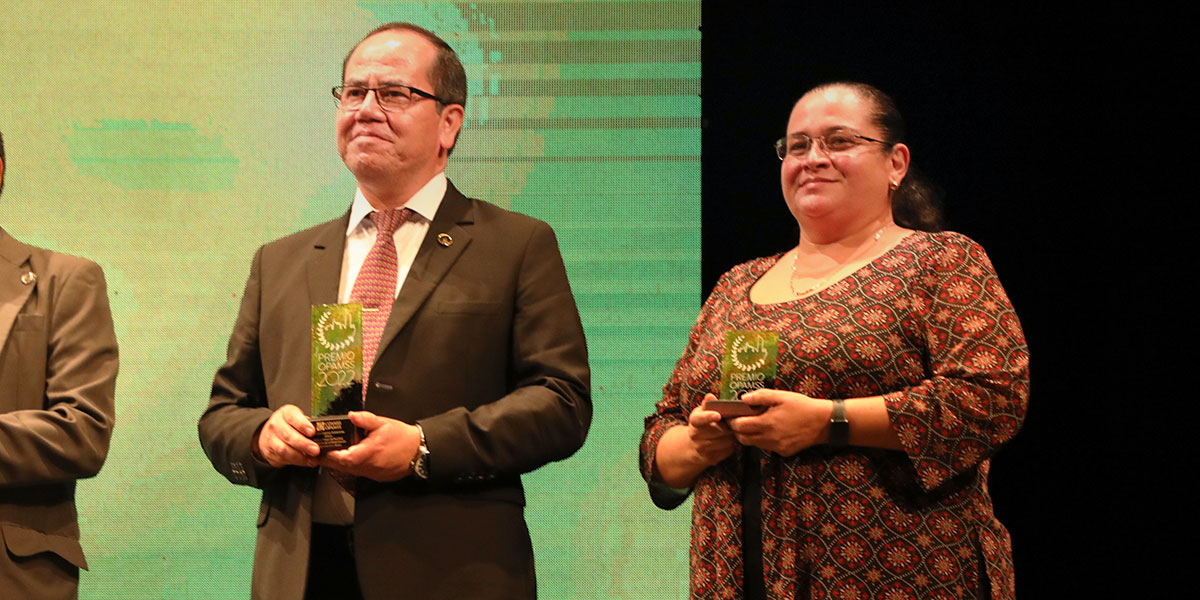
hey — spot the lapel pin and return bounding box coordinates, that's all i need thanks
[21,271,38,285]
[437,233,453,247]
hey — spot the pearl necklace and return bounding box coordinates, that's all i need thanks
[789,224,891,297]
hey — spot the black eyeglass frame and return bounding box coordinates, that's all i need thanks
[774,133,891,161]
[331,84,451,111]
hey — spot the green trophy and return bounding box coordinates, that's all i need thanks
[709,330,779,418]
[311,303,364,450]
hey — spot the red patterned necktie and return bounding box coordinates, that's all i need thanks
[330,208,411,494]
[350,207,412,399]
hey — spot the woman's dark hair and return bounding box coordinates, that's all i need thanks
[0,129,6,198]
[808,81,945,232]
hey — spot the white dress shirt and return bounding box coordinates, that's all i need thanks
[338,173,446,303]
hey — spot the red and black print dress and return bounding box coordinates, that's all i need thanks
[641,231,1029,600]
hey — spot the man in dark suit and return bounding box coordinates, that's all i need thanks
[198,23,591,600]
[0,130,119,599]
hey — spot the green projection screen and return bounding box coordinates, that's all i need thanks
[1,1,699,598]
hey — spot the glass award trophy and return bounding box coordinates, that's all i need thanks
[709,330,779,417]
[311,303,364,450]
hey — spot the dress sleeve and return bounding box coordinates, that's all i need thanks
[640,270,732,508]
[884,233,1030,491]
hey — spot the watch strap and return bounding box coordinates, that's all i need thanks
[829,398,849,448]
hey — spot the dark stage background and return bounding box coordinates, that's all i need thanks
[701,4,1181,596]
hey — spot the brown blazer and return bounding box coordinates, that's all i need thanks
[199,183,591,600]
[0,227,118,600]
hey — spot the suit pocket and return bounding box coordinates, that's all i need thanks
[1,522,87,570]
[435,301,504,315]
[12,313,45,331]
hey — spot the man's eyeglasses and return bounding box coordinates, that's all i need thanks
[332,84,449,112]
[775,132,889,160]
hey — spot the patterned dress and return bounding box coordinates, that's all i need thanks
[641,231,1029,600]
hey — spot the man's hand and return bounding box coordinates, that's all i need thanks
[320,411,421,482]
[254,404,320,468]
[727,389,832,456]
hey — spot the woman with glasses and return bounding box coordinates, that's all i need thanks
[641,82,1028,600]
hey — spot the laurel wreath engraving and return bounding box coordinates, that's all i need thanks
[730,334,768,371]
[316,311,355,351]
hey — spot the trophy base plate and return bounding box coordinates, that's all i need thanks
[311,415,360,451]
[707,400,766,418]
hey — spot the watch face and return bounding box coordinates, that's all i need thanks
[414,447,430,479]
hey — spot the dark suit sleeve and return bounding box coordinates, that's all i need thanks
[0,259,117,486]
[198,246,277,489]
[418,221,591,481]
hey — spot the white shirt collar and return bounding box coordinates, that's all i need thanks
[346,172,447,236]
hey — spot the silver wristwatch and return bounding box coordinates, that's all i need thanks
[410,424,431,479]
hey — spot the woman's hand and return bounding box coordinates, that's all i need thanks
[654,394,739,488]
[687,394,739,467]
[728,389,832,456]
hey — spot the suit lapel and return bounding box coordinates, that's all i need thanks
[375,183,474,358]
[0,229,35,352]
[305,214,351,306]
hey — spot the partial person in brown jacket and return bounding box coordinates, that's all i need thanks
[198,23,590,600]
[0,129,119,599]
